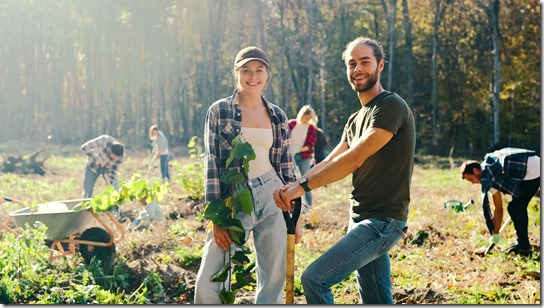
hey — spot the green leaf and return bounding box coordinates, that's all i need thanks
[220,289,236,304]
[227,225,244,234]
[236,185,253,215]
[239,245,252,255]
[211,264,230,283]
[232,272,248,290]
[242,143,256,160]
[220,170,238,184]
[242,262,256,275]
[188,135,198,148]
[228,219,246,246]
[231,134,242,146]
[231,142,245,159]
[203,199,224,220]
[231,251,250,265]
[229,232,245,246]
[226,154,234,168]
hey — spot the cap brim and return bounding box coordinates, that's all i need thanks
[236,58,269,68]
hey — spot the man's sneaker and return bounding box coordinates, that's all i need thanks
[506,244,531,257]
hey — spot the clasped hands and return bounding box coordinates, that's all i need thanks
[273,181,305,212]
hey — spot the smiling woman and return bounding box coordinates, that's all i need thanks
[194,46,297,304]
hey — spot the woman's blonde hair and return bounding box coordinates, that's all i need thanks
[148,125,159,140]
[296,105,318,125]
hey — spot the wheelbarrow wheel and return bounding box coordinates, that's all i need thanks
[79,227,116,268]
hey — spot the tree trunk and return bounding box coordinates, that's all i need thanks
[305,0,315,106]
[431,0,446,152]
[401,0,415,122]
[382,0,397,90]
[488,0,501,145]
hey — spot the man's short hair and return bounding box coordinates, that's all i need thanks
[460,160,481,179]
[110,142,124,157]
[342,36,386,65]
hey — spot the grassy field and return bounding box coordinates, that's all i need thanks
[0,146,540,304]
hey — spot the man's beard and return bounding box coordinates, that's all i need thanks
[352,67,379,92]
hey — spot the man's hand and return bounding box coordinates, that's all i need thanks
[273,182,305,212]
[213,224,233,250]
[491,233,501,245]
[95,156,108,168]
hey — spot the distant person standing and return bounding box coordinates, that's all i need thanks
[81,134,125,198]
[149,125,171,182]
[289,105,317,209]
[461,147,540,256]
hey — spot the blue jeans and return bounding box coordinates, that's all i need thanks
[82,164,120,214]
[508,177,540,249]
[301,217,407,304]
[294,153,312,207]
[194,169,287,304]
[83,164,119,197]
[159,154,170,181]
[82,164,99,198]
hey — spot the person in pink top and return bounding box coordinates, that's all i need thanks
[288,105,317,211]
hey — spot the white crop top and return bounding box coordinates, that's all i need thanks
[241,127,274,179]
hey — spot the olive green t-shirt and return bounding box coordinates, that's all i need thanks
[341,91,415,222]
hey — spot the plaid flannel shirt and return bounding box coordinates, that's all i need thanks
[480,147,536,234]
[288,119,317,159]
[204,92,296,202]
[81,135,125,186]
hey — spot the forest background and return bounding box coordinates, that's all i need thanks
[0,0,540,158]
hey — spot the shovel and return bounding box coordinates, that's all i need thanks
[483,216,512,255]
[144,157,157,179]
[282,197,302,304]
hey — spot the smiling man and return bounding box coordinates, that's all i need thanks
[273,37,415,304]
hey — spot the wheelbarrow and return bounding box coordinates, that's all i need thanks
[2,197,125,267]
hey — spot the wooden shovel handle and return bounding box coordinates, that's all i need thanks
[283,197,301,304]
[286,233,295,304]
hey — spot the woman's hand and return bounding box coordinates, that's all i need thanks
[213,223,233,250]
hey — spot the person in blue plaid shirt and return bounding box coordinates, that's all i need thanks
[461,147,540,256]
[81,134,125,198]
[194,46,297,304]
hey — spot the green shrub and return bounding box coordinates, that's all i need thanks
[172,136,204,201]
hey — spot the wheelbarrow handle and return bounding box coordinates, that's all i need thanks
[3,197,27,208]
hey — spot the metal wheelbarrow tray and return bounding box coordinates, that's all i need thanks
[4,198,125,266]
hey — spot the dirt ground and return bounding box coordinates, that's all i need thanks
[114,194,451,304]
[113,187,540,304]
